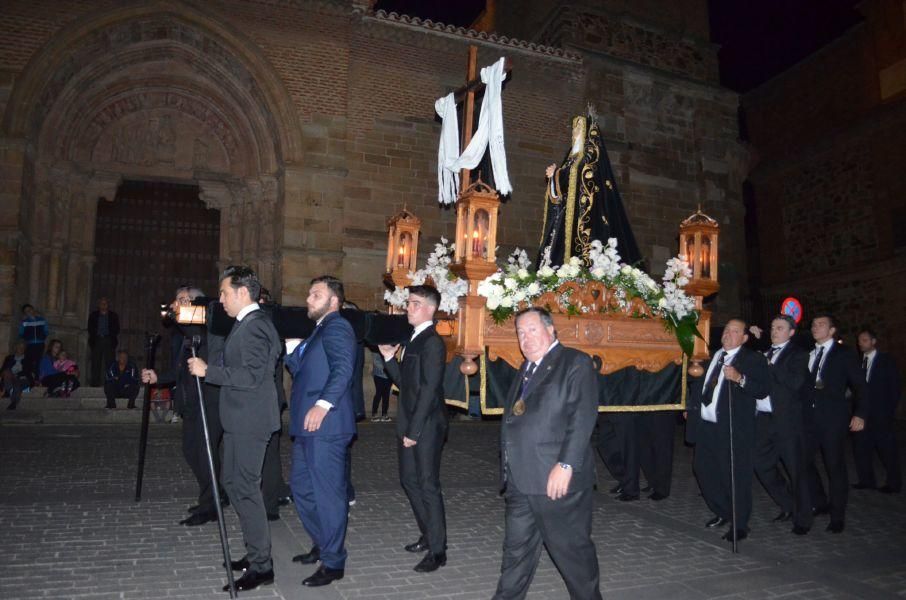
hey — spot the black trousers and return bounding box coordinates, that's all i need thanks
[753,412,812,528]
[398,420,447,554]
[182,398,223,512]
[103,381,139,409]
[693,419,754,531]
[492,485,602,600]
[24,344,44,381]
[262,425,291,514]
[853,417,901,491]
[637,411,676,496]
[90,338,115,387]
[803,405,851,522]
[371,376,392,416]
[595,413,639,494]
[223,430,273,573]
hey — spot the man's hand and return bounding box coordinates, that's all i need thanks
[723,365,743,384]
[187,357,207,378]
[402,436,418,448]
[141,369,157,384]
[546,465,572,500]
[545,163,557,178]
[378,344,400,361]
[749,325,763,340]
[850,416,865,432]
[304,405,329,432]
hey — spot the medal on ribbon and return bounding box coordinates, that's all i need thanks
[512,398,526,416]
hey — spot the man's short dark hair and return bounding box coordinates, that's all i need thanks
[311,275,345,305]
[772,314,797,330]
[21,303,33,312]
[407,285,441,309]
[515,306,555,329]
[812,312,837,330]
[727,317,749,332]
[117,349,129,357]
[221,265,261,301]
[858,327,877,340]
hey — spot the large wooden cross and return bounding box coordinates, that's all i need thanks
[451,46,513,194]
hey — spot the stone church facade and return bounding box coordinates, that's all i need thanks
[0,0,745,366]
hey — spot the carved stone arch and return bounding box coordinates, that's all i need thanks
[2,0,303,165]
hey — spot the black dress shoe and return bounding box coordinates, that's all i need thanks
[405,540,429,553]
[851,483,875,490]
[277,495,292,506]
[826,520,845,533]
[266,512,280,521]
[224,568,274,592]
[772,511,793,522]
[292,546,320,564]
[641,485,653,493]
[878,485,900,494]
[302,565,344,587]
[225,556,250,571]
[723,529,748,542]
[812,505,830,516]
[186,504,201,513]
[180,511,216,526]
[414,552,446,573]
[609,484,623,494]
[791,525,810,535]
[648,492,668,501]
[617,492,640,502]
[705,516,728,528]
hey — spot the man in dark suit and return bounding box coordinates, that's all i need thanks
[752,315,812,534]
[142,286,224,527]
[188,266,281,592]
[852,328,901,493]
[87,297,120,386]
[686,318,770,542]
[285,275,357,588]
[802,313,867,533]
[379,285,449,573]
[492,307,602,600]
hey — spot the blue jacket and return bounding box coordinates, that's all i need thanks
[106,361,139,386]
[285,311,357,438]
[20,316,48,346]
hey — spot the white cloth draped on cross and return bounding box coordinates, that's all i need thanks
[434,57,512,205]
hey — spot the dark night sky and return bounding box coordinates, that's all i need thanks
[376,0,864,93]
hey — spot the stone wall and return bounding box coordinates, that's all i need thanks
[0,0,745,366]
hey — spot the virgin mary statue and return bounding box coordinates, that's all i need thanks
[536,113,642,269]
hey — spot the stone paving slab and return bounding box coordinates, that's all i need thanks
[1,421,905,599]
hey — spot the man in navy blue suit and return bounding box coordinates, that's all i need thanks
[285,275,357,587]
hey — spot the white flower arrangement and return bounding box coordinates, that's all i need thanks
[384,237,468,314]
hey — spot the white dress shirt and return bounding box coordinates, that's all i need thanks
[701,346,741,423]
[235,302,260,321]
[808,339,835,384]
[863,349,876,382]
[756,340,789,413]
[410,321,433,342]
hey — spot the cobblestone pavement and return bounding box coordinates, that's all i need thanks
[2,420,905,599]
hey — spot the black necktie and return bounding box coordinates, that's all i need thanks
[519,362,537,398]
[702,353,725,406]
[765,346,780,362]
[811,346,824,383]
[862,355,869,381]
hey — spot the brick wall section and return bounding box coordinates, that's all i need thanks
[744,1,906,404]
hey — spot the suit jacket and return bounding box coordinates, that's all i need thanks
[865,352,901,421]
[87,310,120,348]
[763,343,809,431]
[285,311,357,438]
[685,346,770,445]
[205,309,281,435]
[383,324,448,441]
[500,343,599,496]
[803,343,868,420]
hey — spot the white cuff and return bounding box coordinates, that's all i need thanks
[316,399,333,410]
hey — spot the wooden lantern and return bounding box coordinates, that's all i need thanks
[453,180,499,267]
[679,206,719,299]
[385,208,421,289]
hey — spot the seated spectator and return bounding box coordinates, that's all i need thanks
[105,350,140,410]
[53,350,79,376]
[2,341,32,410]
[39,339,80,398]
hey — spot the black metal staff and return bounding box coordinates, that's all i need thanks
[726,374,739,554]
[190,335,236,598]
[135,332,160,502]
